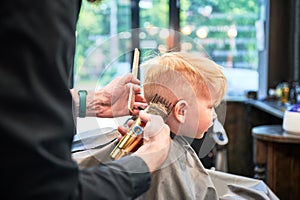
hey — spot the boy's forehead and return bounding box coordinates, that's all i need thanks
[194,84,218,103]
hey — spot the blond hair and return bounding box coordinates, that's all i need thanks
[141,52,227,106]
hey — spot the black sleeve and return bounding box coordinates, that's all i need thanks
[0,1,150,199]
[76,156,151,200]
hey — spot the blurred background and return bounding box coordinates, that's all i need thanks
[73,1,300,199]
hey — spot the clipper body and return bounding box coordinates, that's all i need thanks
[110,94,173,160]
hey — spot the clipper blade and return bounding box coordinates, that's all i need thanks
[147,94,174,120]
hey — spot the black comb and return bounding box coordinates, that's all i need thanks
[148,94,174,119]
[150,94,174,115]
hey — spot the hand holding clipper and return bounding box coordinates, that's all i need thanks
[110,94,174,160]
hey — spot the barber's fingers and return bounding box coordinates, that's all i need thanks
[134,93,146,103]
[118,110,169,139]
[117,126,128,137]
[139,111,169,140]
[120,73,140,85]
[129,103,148,116]
[132,84,143,93]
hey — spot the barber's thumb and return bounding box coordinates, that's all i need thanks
[139,111,168,140]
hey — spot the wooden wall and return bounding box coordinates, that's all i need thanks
[224,101,282,177]
[268,0,300,87]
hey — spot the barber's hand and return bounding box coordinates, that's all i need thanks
[92,74,147,118]
[119,111,171,173]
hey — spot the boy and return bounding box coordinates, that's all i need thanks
[134,51,227,199]
[142,52,226,140]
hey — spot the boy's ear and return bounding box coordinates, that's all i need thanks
[173,100,188,123]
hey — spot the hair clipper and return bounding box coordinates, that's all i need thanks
[110,94,173,160]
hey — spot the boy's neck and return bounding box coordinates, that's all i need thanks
[170,131,209,158]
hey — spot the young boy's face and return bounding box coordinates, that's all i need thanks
[183,96,216,139]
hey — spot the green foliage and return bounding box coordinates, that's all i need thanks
[74,0,259,88]
[140,0,169,28]
[75,1,113,86]
[180,0,259,69]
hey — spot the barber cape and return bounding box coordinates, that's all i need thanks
[72,129,278,200]
[136,135,218,200]
[72,130,218,199]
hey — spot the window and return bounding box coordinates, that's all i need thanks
[74,0,133,91]
[180,0,260,98]
[75,0,261,98]
[74,0,134,131]
[74,0,263,130]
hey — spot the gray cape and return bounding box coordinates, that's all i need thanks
[72,129,279,200]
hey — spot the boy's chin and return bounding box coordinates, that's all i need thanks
[194,132,205,139]
[179,132,205,139]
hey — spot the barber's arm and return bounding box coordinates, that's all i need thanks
[70,74,170,199]
[70,74,147,118]
[76,156,151,199]
[75,111,170,199]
